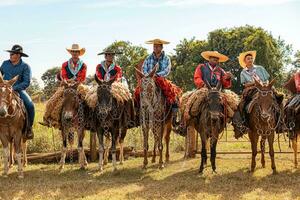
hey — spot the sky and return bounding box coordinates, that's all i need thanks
[0,0,299,84]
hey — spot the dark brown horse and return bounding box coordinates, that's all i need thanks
[0,73,27,178]
[191,81,226,174]
[241,79,279,174]
[59,80,89,170]
[136,66,172,169]
[94,76,129,172]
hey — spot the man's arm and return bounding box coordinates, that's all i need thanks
[156,56,171,77]
[13,65,31,92]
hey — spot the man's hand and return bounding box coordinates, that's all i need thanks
[224,71,233,80]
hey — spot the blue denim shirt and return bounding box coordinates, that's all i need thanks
[0,59,32,92]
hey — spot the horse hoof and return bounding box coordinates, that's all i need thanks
[119,162,123,165]
[2,173,8,178]
[151,159,156,164]
[98,167,103,172]
[113,168,118,172]
[272,170,277,175]
[142,165,147,170]
[212,170,217,174]
[18,174,24,179]
[80,166,87,170]
[159,164,164,170]
[198,170,203,175]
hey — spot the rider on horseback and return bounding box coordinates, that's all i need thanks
[40,44,87,127]
[134,39,182,126]
[233,50,284,138]
[0,45,34,139]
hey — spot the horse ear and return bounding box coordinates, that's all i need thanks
[216,81,222,91]
[0,72,4,83]
[254,78,262,88]
[107,78,115,85]
[7,75,19,86]
[94,74,103,85]
[269,78,276,88]
[204,79,212,90]
[148,64,158,78]
[135,67,144,79]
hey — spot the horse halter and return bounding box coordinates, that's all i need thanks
[0,83,18,119]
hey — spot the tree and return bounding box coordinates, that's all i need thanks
[103,41,148,90]
[27,77,42,97]
[170,37,209,91]
[41,67,61,99]
[206,25,292,93]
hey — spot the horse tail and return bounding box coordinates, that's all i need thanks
[68,132,74,146]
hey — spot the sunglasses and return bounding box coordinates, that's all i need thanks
[105,53,114,56]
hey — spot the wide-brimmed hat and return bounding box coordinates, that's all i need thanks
[66,44,85,56]
[238,50,256,68]
[6,44,28,57]
[201,51,229,63]
[97,47,122,55]
[145,38,170,45]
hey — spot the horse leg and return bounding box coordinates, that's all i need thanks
[103,136,110,165]
[165,121,171,163]
[111,128,118,172]
[249,131,258,172]
[158,123,164,170]
[9,141,14,168]
[199,135,207,174]
[78,129,87,170]
[14,134,23,179]
[119,128,127,165]
[1,139,9,176]
[210,138,217,173]
[292,134,298,168]
[59,131,67,170]
[142,125,149,169]
[268,133,277,174]
[97,129,104,171]
[260,136,266,168]
[22,139,27,167]
[151,138,157,163]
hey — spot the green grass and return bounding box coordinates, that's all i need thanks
[0,103,299,200]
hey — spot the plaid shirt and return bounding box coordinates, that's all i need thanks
[142,51,171,77]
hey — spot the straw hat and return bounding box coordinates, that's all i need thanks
[238,50,256,68]
[66,44,85,56]
[201,51,229,63]
[145,38,170,45]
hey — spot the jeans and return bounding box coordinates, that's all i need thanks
[18,90,35,127]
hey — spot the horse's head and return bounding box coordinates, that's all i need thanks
[135,65,158,102]
[61,79,80,122]
[95,74,114,114]
[205,80,224,126]
[253,79,276,121]
[0,73,18,117]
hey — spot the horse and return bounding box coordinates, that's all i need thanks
[0,73,27,178]
[94,76,129,172]
[135,66,172,169]
[237,79,279,174]
[59,80,90,170]
[189,81,226,174]
[284,94,300,168]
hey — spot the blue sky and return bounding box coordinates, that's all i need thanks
[0,0,299,83]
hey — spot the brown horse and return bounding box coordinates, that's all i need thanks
[136,66,172,169]
[59,80,88,170]
[241,79,279,174]
[284,94,300,168]
[0,73,27,178]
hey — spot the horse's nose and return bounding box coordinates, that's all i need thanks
[64,112,73,121]
[0,107,7,117]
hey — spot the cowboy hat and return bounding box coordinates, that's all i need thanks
[201,51,229,63]
[97,47,122,55]
[145,38,170,45]
[6,44,28,57]
[238,50,257,68]
[66,44,85,56]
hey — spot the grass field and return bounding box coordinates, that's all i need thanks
[0,103,300,200]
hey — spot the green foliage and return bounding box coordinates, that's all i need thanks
[27,77,42,96]
[41,67,61,99]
